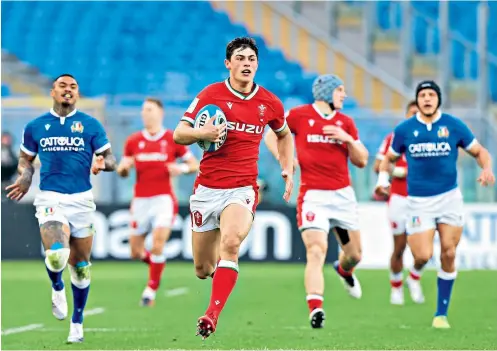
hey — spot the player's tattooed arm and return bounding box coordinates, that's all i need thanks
[5,150,35,201]
[40,221,70,249]
[93,148,117,175]
[466,143,495,186]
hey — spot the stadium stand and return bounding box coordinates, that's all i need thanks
[1,1,495,203]
[373,1,497,102]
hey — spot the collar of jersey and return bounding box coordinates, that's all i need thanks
[415,110,442,126]
[142,128,166,141]
[312,103,336,120]
[50,108,77,118]
[224,79,259,100]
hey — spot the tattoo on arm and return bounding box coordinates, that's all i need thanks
[18,151,35,189]
[97,148,117,171]
[40,221,70,250]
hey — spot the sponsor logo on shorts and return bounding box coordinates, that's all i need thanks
[306,211,315,222]
[391,221,398,229]
[192,210,203,227]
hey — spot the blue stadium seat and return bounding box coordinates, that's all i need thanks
[373,1,496,102]
[1,84,11,97]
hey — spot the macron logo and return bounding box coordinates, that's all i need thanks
[45,124,51,131]
[227,102,233,109]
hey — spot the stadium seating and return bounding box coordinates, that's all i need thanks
[1,84,11,97]
[373,1,497,101]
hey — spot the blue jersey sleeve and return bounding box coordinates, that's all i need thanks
[20,122,38,156]
[91,119,111,154]
[456,119,477,150]
[390,125,406,155]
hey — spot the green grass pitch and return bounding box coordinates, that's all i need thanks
[2,261,496,350]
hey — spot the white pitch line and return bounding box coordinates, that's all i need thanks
[84,307,105,316]
[165,287,189,297]
[1,324,44,335]
[1,307,105,336]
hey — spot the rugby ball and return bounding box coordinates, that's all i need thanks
[194,104,228,152]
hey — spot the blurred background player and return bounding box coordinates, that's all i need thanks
[376,80,495,328]
[374,100,426,305]
[116,98,199,306]
[173,37,294,339]
[265,74,369,329]
[5,74,116,343]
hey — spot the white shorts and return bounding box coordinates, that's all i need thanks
[388,194,408,235]
[34,190,96,239]
[190,184,257,232]
[297,186,360,233]
[406,188,465,235]
[130,195,176,235]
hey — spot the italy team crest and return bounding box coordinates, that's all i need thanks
[437,126,449,138]
[71,121,84,133]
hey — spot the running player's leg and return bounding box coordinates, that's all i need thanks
[67,231,94,344]
[406,229,435,304]
[192,229,221,279]
[35,198,71,321]
[431,223,462,328]
[390,233,407,305]
[432,191,465,328]
[388,195,409,305]
[333,228,363,299]
[129,198,152,263]
[140,195,176,306]
[197,203,252,338]
[329,187,362,299]
[140,227,171,306]
[129,235,148,262]
[301,229,328,328]
[41,220,71,320]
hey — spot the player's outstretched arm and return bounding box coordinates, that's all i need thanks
[466,143,495,186]
[5,150,35,201]
[117,156,134,178]
[264,129,298,174]
[92,148,117,175]
[272,126,295,202]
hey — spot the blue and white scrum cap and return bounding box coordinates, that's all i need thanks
[415,80,442,108]
[312,74,344,103]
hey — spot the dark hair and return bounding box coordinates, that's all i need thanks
[144,97,164,109]
[406,100,417,112]
[226,37,258,60]
[53,74,76,83]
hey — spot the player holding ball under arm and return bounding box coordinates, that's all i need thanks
[173,37,294,339]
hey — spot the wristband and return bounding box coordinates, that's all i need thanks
[179,163,189,174]
[377,171,390,187]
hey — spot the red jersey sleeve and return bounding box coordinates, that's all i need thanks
[123,136,135,157]
[175,143,192,160]
[285,108,299,134]
[181,88,213,126]
[376,134,393,160]
[346,118,360,142]
[268,97,287,133]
